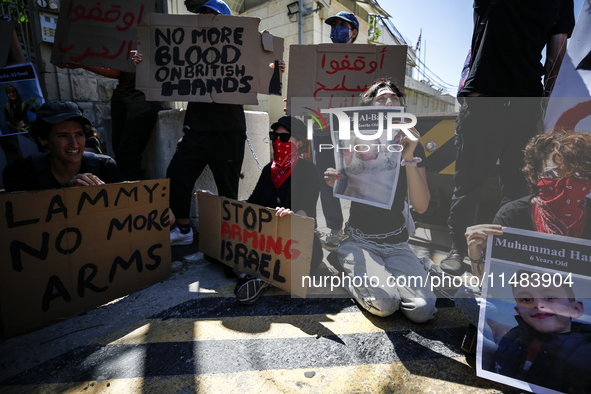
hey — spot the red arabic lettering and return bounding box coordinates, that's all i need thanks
[379,47,386,69]
[68,2,141,31]
[313,75,369,98]
[323,55,378,75]
[64,39,130,62]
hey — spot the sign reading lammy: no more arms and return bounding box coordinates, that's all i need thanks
[51,0,153,72]
[136,13,284,104]
[0,180,171,337]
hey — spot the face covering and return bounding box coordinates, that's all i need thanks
[330,25,351,44]
[535,177,591,237]
[270,138,299,188]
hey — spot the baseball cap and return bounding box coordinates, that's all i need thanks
[195,0,232,15]
[35,101,91,126]
[325,11,359,31]
[271,116,307,141]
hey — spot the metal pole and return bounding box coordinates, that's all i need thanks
[298,0,304,44]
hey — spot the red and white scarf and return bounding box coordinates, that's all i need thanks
[535,177,591,237]
[270,139,299,189]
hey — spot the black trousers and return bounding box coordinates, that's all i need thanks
[448,97,541,250]
[167,129,245,219]
[111,99,163,181]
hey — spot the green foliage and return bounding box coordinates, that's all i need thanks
[369,15,382,41]
[2,0,29,23]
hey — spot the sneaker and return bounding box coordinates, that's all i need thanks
[170,227,193,246]
[440,245,467,276]
[324,229,341,247]
[234,275,270,305]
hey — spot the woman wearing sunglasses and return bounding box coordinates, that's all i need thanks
[234,116,323,304]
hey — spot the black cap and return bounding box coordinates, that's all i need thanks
[35,101,92,126]
[271,116,306,141]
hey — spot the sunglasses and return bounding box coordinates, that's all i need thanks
[269,131,291,143]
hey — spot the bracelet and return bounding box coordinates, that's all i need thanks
[469,254,485,276]
[401,157,422,167]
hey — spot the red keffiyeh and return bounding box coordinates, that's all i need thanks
[535,177,591,237]
[270,139,299,189]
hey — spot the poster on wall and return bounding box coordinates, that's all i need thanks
[476,227,591,393]
[0,62,44,136]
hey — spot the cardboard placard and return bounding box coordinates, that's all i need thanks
[198,193,314,298]
[0,63,45,136]
[477,227,591,393]
[135,13,284,104]
[0,180,172,337]
[50,0,154,72]
[287,44,407,111]
[0,19,15,69]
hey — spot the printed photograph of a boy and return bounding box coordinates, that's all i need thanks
[485,269,591,393]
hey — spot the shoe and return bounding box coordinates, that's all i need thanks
[440,245,467,276]
[170,227,193,246]
[234,275,270,305]
[324,229,341,247]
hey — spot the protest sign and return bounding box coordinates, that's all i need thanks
[0,62,44,136]
[0,180,171,337]
[0,19,15,69]
[198,193,314,298]
[135,13,284,104]
[544,2,591,133]
[50,0,153,72]
[287,44,407,112]
[476,227,591,393]
[328,106,404,208]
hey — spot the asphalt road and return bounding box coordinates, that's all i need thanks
[0,237,522,394]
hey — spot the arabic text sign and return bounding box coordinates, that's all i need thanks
[287,44,407,110]
[0,180,172,337]
[136,13,284,104]
[198,193,314,298]
[477,227,591,394]
[50,0,153,72]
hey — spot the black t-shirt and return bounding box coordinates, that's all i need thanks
[493,195,591,240]
[2,153,122,192]
[462,0,575,97]
[184,102,246,133]
[247,158,320,220]
[348,143,428,244]
[111,71,146,102]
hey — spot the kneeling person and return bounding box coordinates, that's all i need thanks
[3,101,121,192]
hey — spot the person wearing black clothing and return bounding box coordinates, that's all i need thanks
[2,101,121,192]
[324,81,437,322]
[234,115,322,304]
[442,0,576,275]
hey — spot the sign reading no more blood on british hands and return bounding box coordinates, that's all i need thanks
[50,0,155,72]
[135,13,284,104]
[0,180,172,338]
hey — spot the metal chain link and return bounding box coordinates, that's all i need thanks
[245,131,263,171]
[344,222,407,247]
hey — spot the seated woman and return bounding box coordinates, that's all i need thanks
[2,101,121,192]
[456,131,591,351]
[324,79,437,322]
[232,116,322,304]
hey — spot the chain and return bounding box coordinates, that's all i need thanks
[245,131,263,171]
[344,222,406,247]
